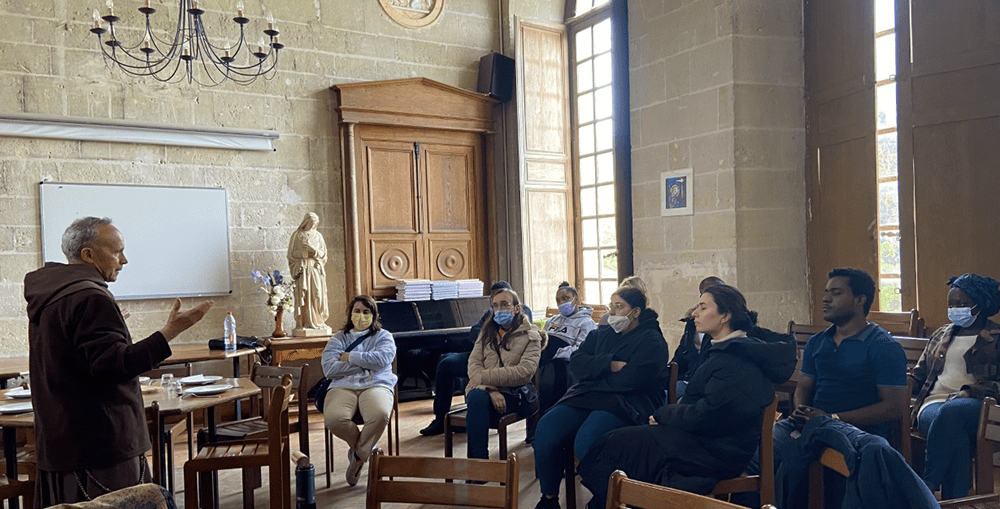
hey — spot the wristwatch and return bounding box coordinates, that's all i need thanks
[831,413,841,420]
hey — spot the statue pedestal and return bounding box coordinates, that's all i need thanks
[292,325,333,337]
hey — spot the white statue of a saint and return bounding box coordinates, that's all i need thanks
[287,212,332,337]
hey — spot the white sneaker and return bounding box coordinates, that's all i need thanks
[346,449,365,486]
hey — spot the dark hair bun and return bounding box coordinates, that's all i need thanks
[558,281,571,288]
[747,310,759,326]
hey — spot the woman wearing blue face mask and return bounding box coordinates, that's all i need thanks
[540,282,598,417]
[532,286,669,509]
[910,273,1000,499]
[465,287,545,459]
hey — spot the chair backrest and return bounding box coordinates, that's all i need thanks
[710,397,778,506]
[144,401,161,486]
[142,364,192,380]
[267,374,293,463]
[607,470,747,509]
[869,309,924,337]
[249,362,306,419]
[976,397,1000,495]
[667,362,679,404]
[891,335,928,372]
[366,449,518,509]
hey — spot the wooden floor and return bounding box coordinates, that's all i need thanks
[170,395,591,508]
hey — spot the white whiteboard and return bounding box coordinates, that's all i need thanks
[39,182,232,300]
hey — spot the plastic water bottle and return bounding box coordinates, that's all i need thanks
[224,311,237,351]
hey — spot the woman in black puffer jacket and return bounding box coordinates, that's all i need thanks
[578,285,796,508]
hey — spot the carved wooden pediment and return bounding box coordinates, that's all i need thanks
[332,78,497,133]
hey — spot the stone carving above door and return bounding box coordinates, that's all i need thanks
[379,0,444,29]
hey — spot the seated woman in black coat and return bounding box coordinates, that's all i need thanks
[578,284,796,508]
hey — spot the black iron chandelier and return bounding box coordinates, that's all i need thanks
[89,0,283,86]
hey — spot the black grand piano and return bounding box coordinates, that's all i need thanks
[377,297,490,400]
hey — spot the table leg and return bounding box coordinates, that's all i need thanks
[233,357,242,418]
[210,407,219,509]
[4,427,19,509]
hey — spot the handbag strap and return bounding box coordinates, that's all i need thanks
[344,330,374,353]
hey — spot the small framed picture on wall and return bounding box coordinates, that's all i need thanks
[661,168,693,216]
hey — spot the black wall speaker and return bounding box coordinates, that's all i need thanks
[478,52,515,103]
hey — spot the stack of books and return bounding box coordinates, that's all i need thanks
[457,279,485,298]
[431,280,460,300]
[395,279,432,301]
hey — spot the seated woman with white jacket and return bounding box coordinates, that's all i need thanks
[321,295,397,486]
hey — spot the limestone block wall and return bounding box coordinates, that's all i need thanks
[0,0,550,356]
[629,0,809,348]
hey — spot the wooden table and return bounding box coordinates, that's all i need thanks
[0,358,29,389]
[0,395,35,509]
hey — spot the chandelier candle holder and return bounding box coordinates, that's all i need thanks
[89,0,283,86]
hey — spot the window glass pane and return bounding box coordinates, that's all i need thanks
[578,92,594,124]
[597,184,615,215]
[600,248,617,279]
[580,155,596,186]
[582,218,598,248]
[598,217,616,246]
[595,85,612,119]
[579,123,595,155]
[595,119,613,152]
[575,28,592,61]
[875,34,896,81]
[874,0,895,33]
[583,250,600,279]
[879,277,902,312]
[878,181,899,227]
[594,53,613,87]
[580,186,597,217]
[577,60,593,93]
[596,152,614,184]
[593,19,611,54]
[585,280,601,303]
[601,279,618,305]
[876,132,898,178]
[876,84,897,130]
[879,230,901,275]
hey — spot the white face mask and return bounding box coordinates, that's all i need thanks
[948,306,978,328]
[608,312,634,334]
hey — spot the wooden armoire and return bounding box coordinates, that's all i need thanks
[333,78,496,300]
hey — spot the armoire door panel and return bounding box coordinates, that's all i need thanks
[428,239,473,281]
[363,140,419,234]
[370,238,424,297]
[422,139,478,234]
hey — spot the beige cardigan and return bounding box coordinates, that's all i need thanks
[466,316,545,392]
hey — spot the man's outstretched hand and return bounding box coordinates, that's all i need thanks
[160,298,214,340]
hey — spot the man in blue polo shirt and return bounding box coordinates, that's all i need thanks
[787,267,909,437]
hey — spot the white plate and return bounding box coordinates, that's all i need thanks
[179,375,223,386]
[184,384,232,397]
[138,376,151,384]
[0,402,33,414]
[5,388,31,399]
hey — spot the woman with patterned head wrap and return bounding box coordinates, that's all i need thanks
[910,273,1000,499]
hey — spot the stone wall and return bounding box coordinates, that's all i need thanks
[628,0,809,348]
[0,0,554,356]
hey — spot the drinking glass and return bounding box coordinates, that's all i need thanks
[160,373,174,388]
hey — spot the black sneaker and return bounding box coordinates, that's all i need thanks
[419,420,444,436]
[534,495,560,509]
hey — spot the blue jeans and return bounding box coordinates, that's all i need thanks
[533,404,631,497]
[918,397,981,499]
[465,388,531,459]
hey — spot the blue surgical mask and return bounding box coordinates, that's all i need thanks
[948,306,978,328]
[558,302,576,316]
[493,310,515,327]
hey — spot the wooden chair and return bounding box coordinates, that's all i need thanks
[196,363,310,507]
[869,309,926,338]
[607,470,771,509]
[975,397,1000,495]
[444,369,540,460]
[807,447,850,509]
[712,397,779,505]
[546,304,608,324]
[183,374,293,509]
[142,364,194,493]
[564,362,680,509]
[324,359,400,488]
[0,473,34,509]
[365,448,518,509]
[145,401,163,487]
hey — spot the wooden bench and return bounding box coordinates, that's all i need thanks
[545,304,608,323]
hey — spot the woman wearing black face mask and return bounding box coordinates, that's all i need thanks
[911,273,1000,499]
[464,287,545,459]
[531,287,669,509]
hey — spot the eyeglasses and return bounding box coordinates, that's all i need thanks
[491,301,516,311]
[607,302,630,312]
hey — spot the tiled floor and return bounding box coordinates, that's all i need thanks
[171,395,591,508]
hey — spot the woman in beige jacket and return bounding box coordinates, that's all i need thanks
[465,286,545,459]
